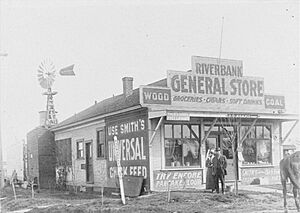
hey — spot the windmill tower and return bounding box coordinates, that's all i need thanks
[37,59,58,128]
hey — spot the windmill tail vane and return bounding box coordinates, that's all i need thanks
[59,64,75,76]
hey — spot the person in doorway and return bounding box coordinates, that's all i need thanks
[205,149,215,192]
[212,147,227,194]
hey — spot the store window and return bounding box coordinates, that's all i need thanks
[241,125,271,165]
[97,130,105,158]
[77,140,84,159]
[164,124,201,167]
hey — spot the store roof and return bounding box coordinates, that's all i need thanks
[52,78,166,131]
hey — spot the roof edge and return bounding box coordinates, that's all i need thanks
[51,105,142,132]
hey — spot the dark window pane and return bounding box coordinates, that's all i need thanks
[164,139,176,166]
[242,139,257,164]
[97,130,105,158]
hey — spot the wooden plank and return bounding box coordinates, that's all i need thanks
[149,116,164,145]
[240,118,258,144]
[201,118,218,144]
[187,125,199,140]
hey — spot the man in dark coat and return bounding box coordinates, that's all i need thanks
[212,147,227,194]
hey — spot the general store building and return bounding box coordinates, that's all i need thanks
[51,56,298,192]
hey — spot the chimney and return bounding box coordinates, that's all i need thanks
[122,77,133,97]
[39,111,47,127]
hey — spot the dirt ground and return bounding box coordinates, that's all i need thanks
[0,186,299,213]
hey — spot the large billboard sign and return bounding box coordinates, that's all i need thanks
[106,111,150,190]
[167,70,265,112]
[139,56,285,113]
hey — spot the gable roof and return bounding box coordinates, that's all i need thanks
[51,78,166,131]
[52,88,140,130]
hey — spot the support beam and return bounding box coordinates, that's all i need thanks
[201,118,218,144]
[187,125,199,140]
[282,120,299,144]
[240,118,258,144]
[149,116,164,145]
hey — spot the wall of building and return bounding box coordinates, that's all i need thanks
[149,117,163,190]
[27,127,43,181]
[38,130,56,188]
[54,120,106,187]
[239,120,281,185]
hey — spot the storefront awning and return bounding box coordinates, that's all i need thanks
[148,109,298,121]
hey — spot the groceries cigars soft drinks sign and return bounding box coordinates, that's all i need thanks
[167,56,266,113]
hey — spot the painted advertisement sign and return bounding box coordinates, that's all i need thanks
[264,95,285,109]
[240,167,280,185]
[191,56,243,77]
[153,170,203,191]
[106,110,150,190]
[167,70,265,113]
[140,86,171,105]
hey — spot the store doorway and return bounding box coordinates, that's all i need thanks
[85,142,94,183]
[220,134,235,181]
[206,133,236,181]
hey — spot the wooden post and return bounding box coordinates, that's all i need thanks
[234,120,241,195]
[101,186,104,206]
[31,181,34,199]
[167,181,171,203]
[10,170,17,200]
[12,181,16,200]
[114,136,126,205]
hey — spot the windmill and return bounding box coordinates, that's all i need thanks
[37,59,75,128]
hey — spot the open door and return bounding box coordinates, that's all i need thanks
[206,133,236,181]
[221,134,236,181]
[85,142,94,183]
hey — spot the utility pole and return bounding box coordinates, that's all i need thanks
[0,52,8,188]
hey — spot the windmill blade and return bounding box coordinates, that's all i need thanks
[37,59,56,89]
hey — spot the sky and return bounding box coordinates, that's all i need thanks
[0,0,299,170]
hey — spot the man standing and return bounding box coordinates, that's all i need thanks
[212,147,227,194]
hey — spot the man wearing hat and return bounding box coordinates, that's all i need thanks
[212,147,227,194]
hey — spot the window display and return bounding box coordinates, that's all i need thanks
[164,124,201,167]
[241,125,272,165]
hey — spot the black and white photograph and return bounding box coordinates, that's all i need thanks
[0,0,299,212]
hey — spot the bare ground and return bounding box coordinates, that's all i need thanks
[1,186,299,213]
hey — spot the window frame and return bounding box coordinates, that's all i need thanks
[241,125,272,166]
[76,140,84,159]
[164,123,201,168]
[96,129,105,158]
